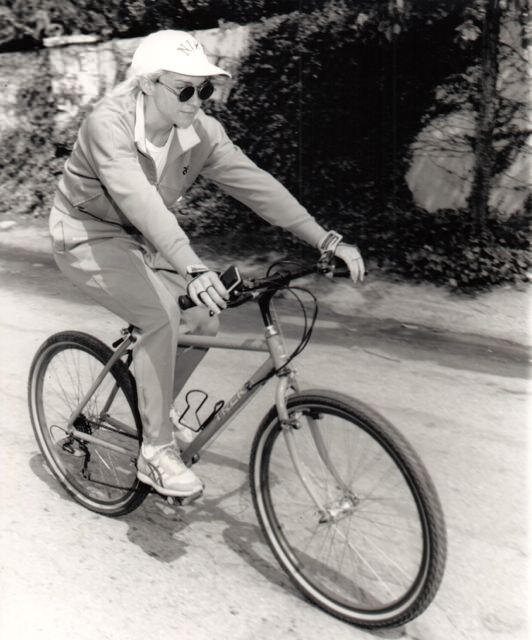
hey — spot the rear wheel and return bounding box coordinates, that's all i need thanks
[250,390,446,628]
[28,331,148,516]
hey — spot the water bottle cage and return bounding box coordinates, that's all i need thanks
[178,389,225,432]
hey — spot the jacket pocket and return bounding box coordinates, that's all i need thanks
[50,220,66,253]
[50,215,91,253]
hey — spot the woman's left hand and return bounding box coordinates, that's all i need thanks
[334,243,365,284]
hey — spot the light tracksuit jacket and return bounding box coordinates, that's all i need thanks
[53,90,327,276]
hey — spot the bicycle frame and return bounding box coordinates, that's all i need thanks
[67,326,281,458]
[67,295,347,513]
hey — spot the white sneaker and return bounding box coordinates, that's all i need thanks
[170,406,198,449]
[137,444,203,497]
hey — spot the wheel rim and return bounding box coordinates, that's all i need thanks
[256,403,431,619]
[31,342,141,509]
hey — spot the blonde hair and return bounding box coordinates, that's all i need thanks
[101,69,163,101]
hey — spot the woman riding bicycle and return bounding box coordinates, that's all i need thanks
[49,30,364,499]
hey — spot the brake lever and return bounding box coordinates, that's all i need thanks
[226,290,256,309]
[317,251,336,278]
[318,253,350,279]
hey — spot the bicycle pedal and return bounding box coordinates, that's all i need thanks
[172,489,203,506]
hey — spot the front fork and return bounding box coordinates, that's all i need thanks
[266,327,352,519]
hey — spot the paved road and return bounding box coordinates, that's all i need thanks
[0,246,528,640]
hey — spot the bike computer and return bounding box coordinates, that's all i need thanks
[219,265,241,293]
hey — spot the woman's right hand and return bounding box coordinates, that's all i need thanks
[186,270,229,314]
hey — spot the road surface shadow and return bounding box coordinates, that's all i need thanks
[28,449,292,584]
[28,450,408,637]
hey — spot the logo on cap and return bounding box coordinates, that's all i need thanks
[176,39,200,56]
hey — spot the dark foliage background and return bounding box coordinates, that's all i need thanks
[186,0,531,291]
[0,0,529,292]
[0,0,327,51]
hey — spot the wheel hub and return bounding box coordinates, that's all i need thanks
[73,414,93,434]
[319,493,359,523]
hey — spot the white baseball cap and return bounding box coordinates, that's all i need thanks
[130,30,231,78]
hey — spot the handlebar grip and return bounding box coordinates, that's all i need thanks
[178,294,195,310]
[332,257,350,278]
[334,266,350,278]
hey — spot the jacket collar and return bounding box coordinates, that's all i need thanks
[134,92,201,157]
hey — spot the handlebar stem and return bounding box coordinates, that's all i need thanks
[258,289,277,327]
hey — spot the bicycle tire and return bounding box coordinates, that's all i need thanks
[249,389,446,628]
[28,331,149,516]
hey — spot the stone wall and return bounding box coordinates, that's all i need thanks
[0,25,249,133]
[0,50,42,132]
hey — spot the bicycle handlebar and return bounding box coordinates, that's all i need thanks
[178,257,350,311]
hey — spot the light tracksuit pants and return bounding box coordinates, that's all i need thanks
[50,208,218,446]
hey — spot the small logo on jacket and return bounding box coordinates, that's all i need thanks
[182,166,189,175]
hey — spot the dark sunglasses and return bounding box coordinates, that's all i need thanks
[157,79,214,102]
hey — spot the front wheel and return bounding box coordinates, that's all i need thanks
[249,390,446,628]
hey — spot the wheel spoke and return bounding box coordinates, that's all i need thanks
[253,396,446,626]
[29,335,145,516]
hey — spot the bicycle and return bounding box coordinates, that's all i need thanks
[28,256,447,629]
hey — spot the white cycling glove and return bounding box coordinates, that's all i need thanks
[186,265,229,314]
[318,231,365,284]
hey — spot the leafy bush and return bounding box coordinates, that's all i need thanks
[0,53,60,217]
[176,177,289,254]
[188,1,530,290]
[208,0,477,234]
[365,206,531,291]
[0,50,91,219]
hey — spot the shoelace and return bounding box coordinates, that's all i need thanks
[158,445,185,468]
